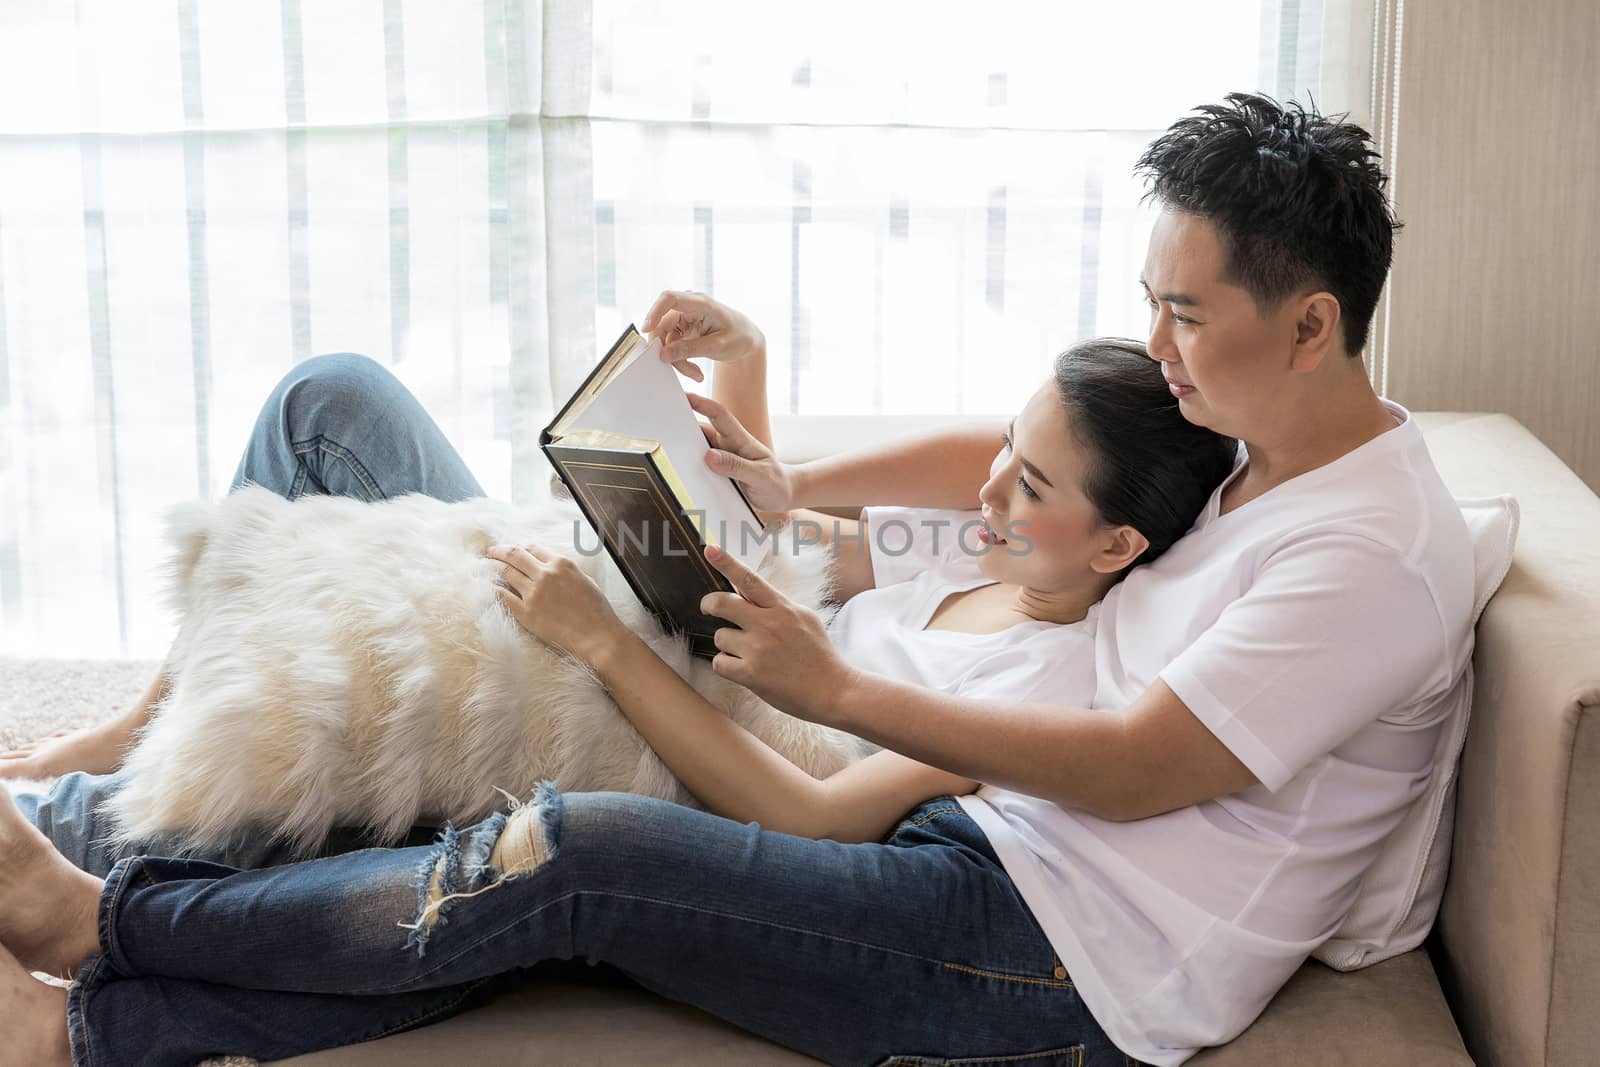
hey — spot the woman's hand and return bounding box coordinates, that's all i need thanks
[483,544,628,664]
[641,290,765,384]
[687,392,801,519]
[698,543,857,726]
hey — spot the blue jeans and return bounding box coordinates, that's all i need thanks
[23,354,1128,1067]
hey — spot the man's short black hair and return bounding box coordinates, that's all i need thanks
[1135,92,1400,356]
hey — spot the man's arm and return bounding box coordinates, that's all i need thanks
[821,672,1258,822]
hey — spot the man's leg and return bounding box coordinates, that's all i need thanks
[68,787,1122,1066]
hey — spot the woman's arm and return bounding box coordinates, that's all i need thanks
[821,748,979,844]
[709,342,999,516]
[590,630,974,842]
[790,424,1003,511]
[647,287,999,514]
[709,338,773,454]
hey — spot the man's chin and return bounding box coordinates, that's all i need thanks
[1176,394,1211,425]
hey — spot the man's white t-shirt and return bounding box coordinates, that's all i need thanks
[954,398,1476,1065]
[824,505,1098,708]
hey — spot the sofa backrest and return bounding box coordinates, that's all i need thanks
[1417,413,1600,1067]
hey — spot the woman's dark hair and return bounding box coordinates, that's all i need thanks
[1053,338,1237,575]
[1134,91,1400,356]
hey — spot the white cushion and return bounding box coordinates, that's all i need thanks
[1313,494,1520,970]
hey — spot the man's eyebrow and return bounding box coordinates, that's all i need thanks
[1139,275,1200,308]
[1008,417,1055,489]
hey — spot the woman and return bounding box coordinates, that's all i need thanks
[0,290,1236,1067]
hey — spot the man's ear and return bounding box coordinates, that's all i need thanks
[1291,292,1342,371]
[1090,525,1150,575]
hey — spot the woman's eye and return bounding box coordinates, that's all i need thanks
[1016,474,1039,500]
[1000,432,1012,451]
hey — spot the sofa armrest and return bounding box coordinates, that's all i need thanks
[1416,412,1600,1067]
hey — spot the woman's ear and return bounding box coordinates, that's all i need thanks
[1090,525,1150,575]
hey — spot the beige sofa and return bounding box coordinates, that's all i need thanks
[288,412,1599,1066]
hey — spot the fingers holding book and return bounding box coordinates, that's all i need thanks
[640,289,766,381]
[701,544,851,725]
[685,393,798,515]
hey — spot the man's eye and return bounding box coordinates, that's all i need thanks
[1172,313,1192,325]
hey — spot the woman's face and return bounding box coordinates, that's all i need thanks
[973,382,1143,591]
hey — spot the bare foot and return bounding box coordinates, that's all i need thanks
[0,705,150,781]
[0,941,71,1067]
[0,789,103,978]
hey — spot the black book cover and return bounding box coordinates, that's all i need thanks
[542,442,735,659]
[541,325,763,659]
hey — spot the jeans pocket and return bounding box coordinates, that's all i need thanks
[870,1044,1084,1066]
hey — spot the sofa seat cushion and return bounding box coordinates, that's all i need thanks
[281,949,1468,1066]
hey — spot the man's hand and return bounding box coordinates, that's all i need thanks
[699,543,856,725]
[483,544,629,664]
[641,289,765,384]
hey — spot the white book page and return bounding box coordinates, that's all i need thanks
[569,335,771,569]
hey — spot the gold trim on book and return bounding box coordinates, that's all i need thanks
[647,448,708,546]
[548,326,646,440]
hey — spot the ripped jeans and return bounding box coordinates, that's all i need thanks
[22,353,1127,1066]
[68,785,1127,1066]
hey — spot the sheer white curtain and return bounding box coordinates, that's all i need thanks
[0,0,1378,659]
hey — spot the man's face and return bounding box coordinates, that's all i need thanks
[1140,208,1300,438]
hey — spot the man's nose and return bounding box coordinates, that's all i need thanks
[1147,314,1180,363]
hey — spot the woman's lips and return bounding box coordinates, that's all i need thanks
[978,519,1007,545]
[1167,378,1197,398]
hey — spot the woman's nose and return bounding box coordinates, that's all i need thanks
[977,473,997,509]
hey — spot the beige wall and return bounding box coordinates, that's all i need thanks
[1383,0,1600,490]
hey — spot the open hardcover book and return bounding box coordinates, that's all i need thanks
[540,325,773,659]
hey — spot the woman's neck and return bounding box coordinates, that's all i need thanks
[1009,580,1106,626]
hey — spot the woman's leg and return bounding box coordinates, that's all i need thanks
[6,352,483,790]
[15,354,486,874]
[68,787,1124,1066]
[230,351,484,503]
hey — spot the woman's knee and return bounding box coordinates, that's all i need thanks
[278,355,396,412]
[485,786,675,876]
[403,784,714,953]
[272,353,400,431]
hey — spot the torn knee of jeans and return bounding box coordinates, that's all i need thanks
[399,779,564,956]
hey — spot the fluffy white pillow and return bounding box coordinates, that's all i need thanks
[106,486,868,858]
[1313,493,1520,970]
